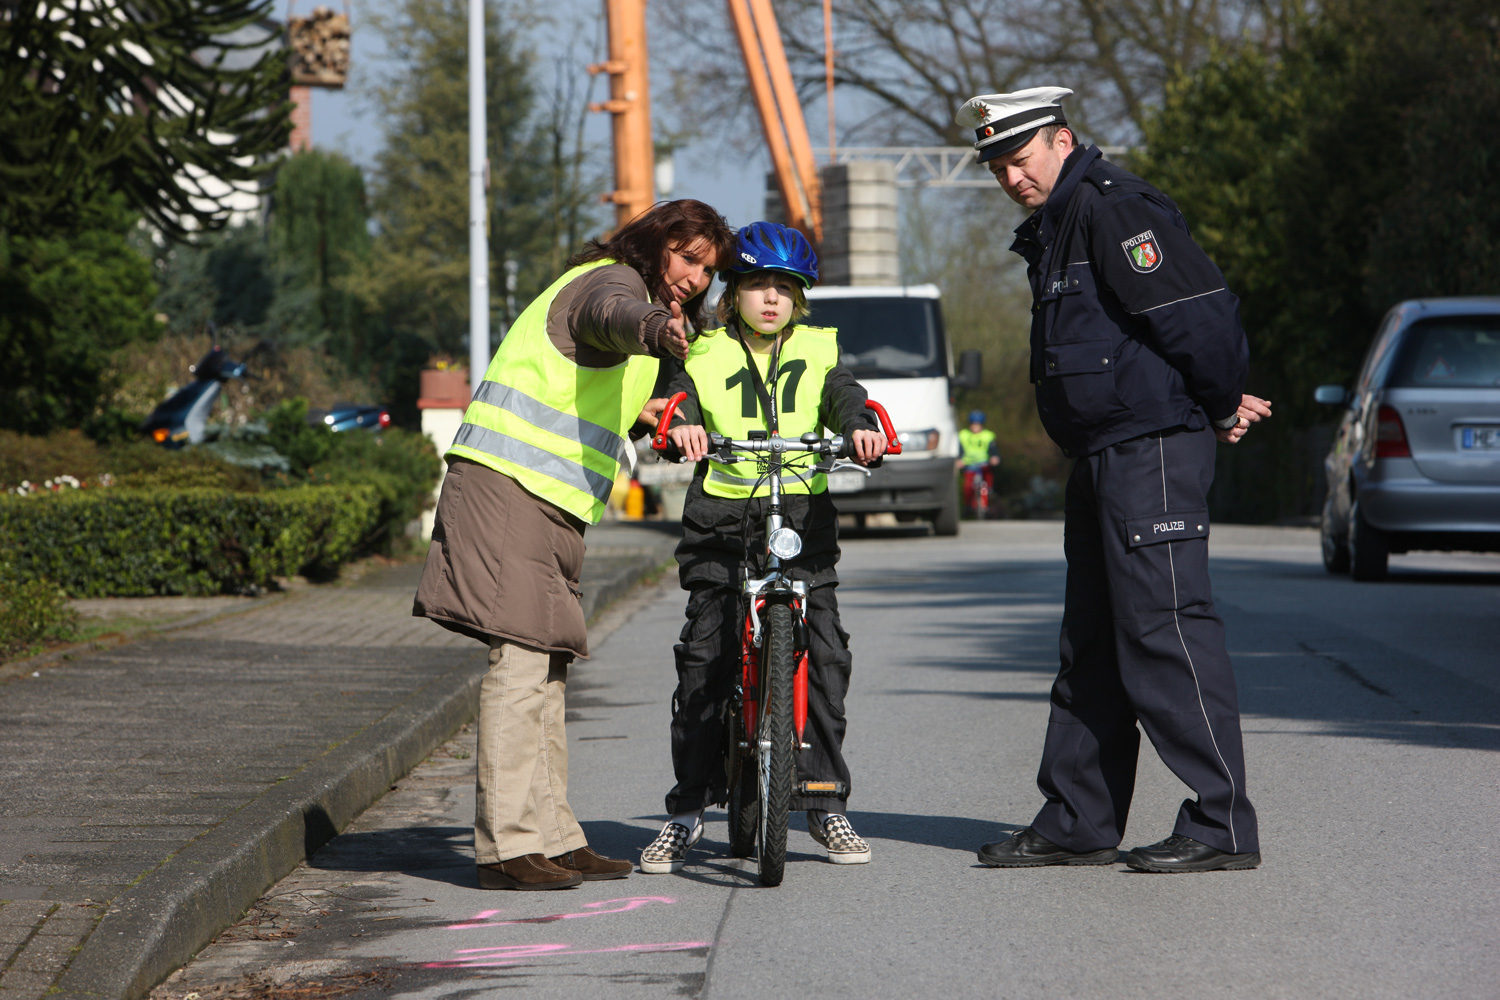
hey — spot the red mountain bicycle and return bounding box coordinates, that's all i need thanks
[652,393,900,885]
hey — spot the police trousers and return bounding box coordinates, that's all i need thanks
[1032,426,1259,855]
[666,579,854,815]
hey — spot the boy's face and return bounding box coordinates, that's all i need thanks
[735,271,801,337]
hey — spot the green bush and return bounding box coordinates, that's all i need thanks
[0,578,79,659]
[263,398,441,551]
[0,429,262,492]
[312,425,441,551]
[0,486,380,596]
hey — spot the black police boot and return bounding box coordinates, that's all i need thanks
[977,827,1119,867]
[1123,834,1261,873]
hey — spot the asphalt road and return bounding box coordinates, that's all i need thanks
[150,522,1500,1000]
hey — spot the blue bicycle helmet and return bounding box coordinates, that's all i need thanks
[968,409,986,424]
[730,222,819,287]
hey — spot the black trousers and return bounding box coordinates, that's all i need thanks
[666,579,853,815]
[1032,427,1259,855]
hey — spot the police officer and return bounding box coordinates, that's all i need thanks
[956,87,1272,872]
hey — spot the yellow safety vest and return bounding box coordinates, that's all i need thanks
[447,259,659,524]
[959,427,996,466]
[684,324,840,499]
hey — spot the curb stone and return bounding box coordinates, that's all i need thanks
[43,533,677,1000]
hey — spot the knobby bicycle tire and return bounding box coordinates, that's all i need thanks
[758,602,795,886]
[726,704,758,858]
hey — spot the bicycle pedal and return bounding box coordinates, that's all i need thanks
[798,781,847,796]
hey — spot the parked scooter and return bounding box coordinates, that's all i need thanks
[141,346,250,448]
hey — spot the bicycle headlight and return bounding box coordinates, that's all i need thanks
[768,527,802,560]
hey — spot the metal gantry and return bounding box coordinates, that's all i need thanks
[833,146,1131,188]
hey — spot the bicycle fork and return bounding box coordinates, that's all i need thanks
[739,587,811,751]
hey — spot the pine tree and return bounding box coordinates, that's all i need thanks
[348,0,600,357]
[0,0,294,240]
[269,149,372,365]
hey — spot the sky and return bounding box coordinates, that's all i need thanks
[302,0,768,228]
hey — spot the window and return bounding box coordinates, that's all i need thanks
[1389,317,1500,389]
[802,298,946,378]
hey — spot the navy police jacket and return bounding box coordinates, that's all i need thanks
[1010,145,1248,457]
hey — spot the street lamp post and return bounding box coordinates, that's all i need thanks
[468,0,489,395]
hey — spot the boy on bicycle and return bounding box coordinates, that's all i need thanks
[641,222,887,873]
[958,409,1001,512]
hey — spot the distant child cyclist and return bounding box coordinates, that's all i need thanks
[641,221,887,873]
[958,409,1001,515]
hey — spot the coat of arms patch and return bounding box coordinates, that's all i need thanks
[1121,230,1163,273]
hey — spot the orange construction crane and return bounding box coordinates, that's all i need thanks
[727,0,822,243]
[589,0,655,229]
[589,0,823,241]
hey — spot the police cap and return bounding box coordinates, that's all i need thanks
[955,87,1073,163]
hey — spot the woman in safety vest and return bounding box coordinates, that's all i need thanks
[414,200,736,890]
[641,221,887,873]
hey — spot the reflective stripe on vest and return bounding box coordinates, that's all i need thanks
[469,380,633,468]
[445,259,659,524]
[684,325,840,499]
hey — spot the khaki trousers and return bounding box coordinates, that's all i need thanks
[473,639,587,863]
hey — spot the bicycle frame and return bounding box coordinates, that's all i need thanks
[651,391,900,883]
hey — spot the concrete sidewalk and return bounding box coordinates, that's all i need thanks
[0,520,682,1000]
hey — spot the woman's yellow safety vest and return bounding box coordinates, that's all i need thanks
[447,259,659,524]
[684,324,840,499]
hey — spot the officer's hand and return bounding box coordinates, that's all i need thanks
[661,302,691,360]
[638,397,669,430]
[851,429,887,466]
[1215,393,1273,444]
[669,423,710,462]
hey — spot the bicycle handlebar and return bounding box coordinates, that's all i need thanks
[650,391,903,458]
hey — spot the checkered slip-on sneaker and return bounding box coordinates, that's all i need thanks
[639,821,703,874]
[808,812,872,864]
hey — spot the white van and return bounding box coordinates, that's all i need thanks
[803,284,980,535]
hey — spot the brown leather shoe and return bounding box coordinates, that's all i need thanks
[476,853,583,890]
[551,845,632,880]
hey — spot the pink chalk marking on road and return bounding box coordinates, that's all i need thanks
[445,896,676,930]
[423,941,711,969]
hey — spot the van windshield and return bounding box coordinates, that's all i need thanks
[802,297,946,378]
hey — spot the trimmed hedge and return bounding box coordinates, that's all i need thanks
[0,486,380,597]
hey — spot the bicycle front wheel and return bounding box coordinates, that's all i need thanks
[757,602,795,887]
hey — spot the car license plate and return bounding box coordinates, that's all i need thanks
[826,470,866,493]
[1460,426,1500,450]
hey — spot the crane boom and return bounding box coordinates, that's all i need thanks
[589,0,655,229]
[727,0,822,243]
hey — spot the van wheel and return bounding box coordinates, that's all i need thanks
[932,480,959,537]
[1320,496,1349,574]
[1348,501,1388,581]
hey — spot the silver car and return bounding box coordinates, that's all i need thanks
[1316,297,1500,580]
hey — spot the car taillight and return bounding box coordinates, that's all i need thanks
[378,410,391,429]
[1374,405,1410,458]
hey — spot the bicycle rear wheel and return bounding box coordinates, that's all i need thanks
[757,602,795,886]
[726,706,758,858]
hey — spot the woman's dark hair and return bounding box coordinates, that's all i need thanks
[569,199,736,330]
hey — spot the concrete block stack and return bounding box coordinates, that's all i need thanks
[764,161,900,286]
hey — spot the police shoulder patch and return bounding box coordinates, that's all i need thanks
[1120,230,1163,273]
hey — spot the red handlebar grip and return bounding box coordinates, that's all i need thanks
[652,391,689,451]
[866,400,902,455]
